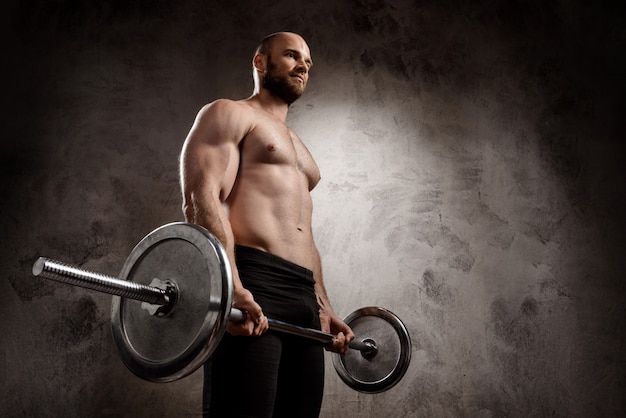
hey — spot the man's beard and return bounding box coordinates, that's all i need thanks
[262,60,305,105]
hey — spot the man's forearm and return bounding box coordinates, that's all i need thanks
[185,196,244,288]
[311,244,335,315]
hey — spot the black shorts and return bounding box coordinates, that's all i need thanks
[235,245,321,328]
[203,246,325,418]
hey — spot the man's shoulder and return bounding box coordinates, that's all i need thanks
[195,99,256,127]
[191,99,258,142]
[202,98,255,115]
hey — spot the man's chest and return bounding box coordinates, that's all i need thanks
[243,121,297,165]
[241,119,320,188]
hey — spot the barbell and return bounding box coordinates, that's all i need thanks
[31,222,411,393]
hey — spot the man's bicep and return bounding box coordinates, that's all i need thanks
[181,104,241,202]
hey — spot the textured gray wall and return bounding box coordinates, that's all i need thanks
[2,1,625,417]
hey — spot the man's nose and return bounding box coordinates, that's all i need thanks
[295,59,308,73]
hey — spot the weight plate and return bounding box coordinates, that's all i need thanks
[332,307,411,393]
[111,222,232,382]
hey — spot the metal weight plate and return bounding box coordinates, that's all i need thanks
[111,222,233,382]
[332,307,411,393]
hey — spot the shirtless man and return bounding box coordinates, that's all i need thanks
[180,32,354,417]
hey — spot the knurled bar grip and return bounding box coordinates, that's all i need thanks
[265,318,369,351]
[32,257,170,305]
[32,256,371,353]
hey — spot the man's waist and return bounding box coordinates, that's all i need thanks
[234,245,315,285]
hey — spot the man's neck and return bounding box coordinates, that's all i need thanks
[247,91,290,122]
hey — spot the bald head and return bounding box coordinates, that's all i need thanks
[254,32,309,58]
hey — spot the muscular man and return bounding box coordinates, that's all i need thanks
[180,32,355,417]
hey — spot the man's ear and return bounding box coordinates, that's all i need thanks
[253,53,267,73]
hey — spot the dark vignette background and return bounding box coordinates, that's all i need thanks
[1,1,625,417]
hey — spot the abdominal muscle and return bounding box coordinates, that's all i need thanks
[226,162,317,271]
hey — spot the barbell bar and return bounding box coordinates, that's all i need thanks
[32,256,375,353]
[31,222,411,393]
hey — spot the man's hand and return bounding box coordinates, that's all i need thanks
[226,287,269,337]
[319,310,355,355]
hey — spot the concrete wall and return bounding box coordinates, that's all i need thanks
[2,1,624,416]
